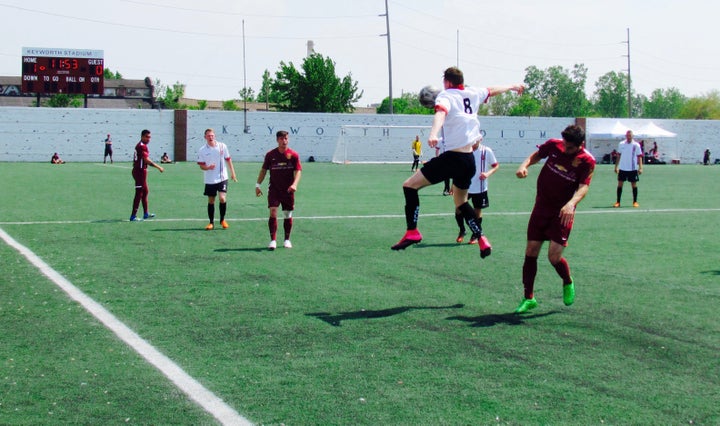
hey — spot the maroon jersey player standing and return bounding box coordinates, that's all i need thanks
[514,125,595,313]
[255,130,303,250]
[130,129,164,221]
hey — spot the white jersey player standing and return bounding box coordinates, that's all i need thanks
[197,128,237,230]
[455,137,499,245]
[391,66,523,260]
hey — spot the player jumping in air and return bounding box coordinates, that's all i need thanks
[391,66,523,259]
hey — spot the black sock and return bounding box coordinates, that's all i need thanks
[207,203,215,223]
[457,202,482,236]
[219,202,227,221]
[403,186,419,230]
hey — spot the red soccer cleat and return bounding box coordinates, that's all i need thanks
[479,235,492,258]
[391,229,423,250]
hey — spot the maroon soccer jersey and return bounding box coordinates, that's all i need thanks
[534,139,595,211]
[263,147,302,191]
[133,142,150,170]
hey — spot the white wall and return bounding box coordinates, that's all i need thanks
[0,107,174,162]
[1,107,718,164]
[185,111,572,163]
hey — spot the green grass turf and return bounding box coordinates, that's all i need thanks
[1,161,719,425]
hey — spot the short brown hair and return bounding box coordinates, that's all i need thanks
[276,130,289,138]
[443,67,464,86]
[561,125,585,147]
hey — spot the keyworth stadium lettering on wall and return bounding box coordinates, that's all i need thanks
[219,125,548,139]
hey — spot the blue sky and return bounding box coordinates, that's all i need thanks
[1,0,718,106]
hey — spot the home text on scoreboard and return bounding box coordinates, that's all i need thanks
[21,47,104,95]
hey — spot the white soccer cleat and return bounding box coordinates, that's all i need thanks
[268,240,277,251]
[283,240,293,249]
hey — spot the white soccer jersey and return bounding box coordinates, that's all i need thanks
[435,86,490,151]
[617,140,642,171]
[197,142,231,184]
[468,145,497,194]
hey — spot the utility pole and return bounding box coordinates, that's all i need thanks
[456,29,459,67]
[623,27,632,118]
[242,19,249,133]
[380,0,393,114]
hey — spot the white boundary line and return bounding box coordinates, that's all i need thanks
[1,207,719,226]
[0,227,253,426]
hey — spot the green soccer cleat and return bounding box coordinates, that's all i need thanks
[563,279,575,306]
[514,298,538,314]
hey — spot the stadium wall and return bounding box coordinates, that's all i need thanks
[1,107,718,164]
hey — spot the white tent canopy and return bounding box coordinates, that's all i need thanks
[633,121,677,138]
[588,120,677,139]
[587,121,632,139]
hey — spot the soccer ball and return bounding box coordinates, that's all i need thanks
[418,85,440,108]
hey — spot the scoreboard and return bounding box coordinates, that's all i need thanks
[21,47,104,95]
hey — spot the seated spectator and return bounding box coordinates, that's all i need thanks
[51,152,65,164]
[160,152,172,163]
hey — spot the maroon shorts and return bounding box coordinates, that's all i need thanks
[526,206,573,246]
[132,168,148,191]
[268,189,295,211]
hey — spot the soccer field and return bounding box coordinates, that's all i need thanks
[1,161,719,425]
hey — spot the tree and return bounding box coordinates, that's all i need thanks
[592,71,630,117]
[222,100,240,111]
[270,53,362,113]
[103,68,122,79]
[45,94,83,108]
[509,95,541,117]
[678,91,720,119]
[485,92,514,116]
[523,64,589,117]
[257,69,280,109]
[642,88,687,118]
[238,87,255,102]
[154,80,187,109]
[376,92,432,114]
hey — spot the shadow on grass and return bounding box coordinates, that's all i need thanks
[151,228,209,232]
[412,243,466,249]
[215,247,268,253]
[447,310,559,327]
[307,303,465,327]
[701,270,720,275]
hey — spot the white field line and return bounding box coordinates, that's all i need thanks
[1,207,719,226]
[0,228,253,426]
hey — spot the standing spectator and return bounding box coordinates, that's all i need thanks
[103,133,113,164]
[614,130,643,208]
[390,66,523,253]
[255,130,303,250]
[703,148,711,165]
[197,128,237,230]
[129,129,164,221]
[411,135,422,171]
[454,137,498,257]
[514,125,596,313]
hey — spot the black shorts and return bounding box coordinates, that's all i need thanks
[421,151,475,190]
[469,191,490,210]
[204,180,228,197]
[104,145,113,156]
[618,170,640,183]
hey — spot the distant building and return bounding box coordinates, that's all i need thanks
[0,75,376,113]
[0,76,155,108]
